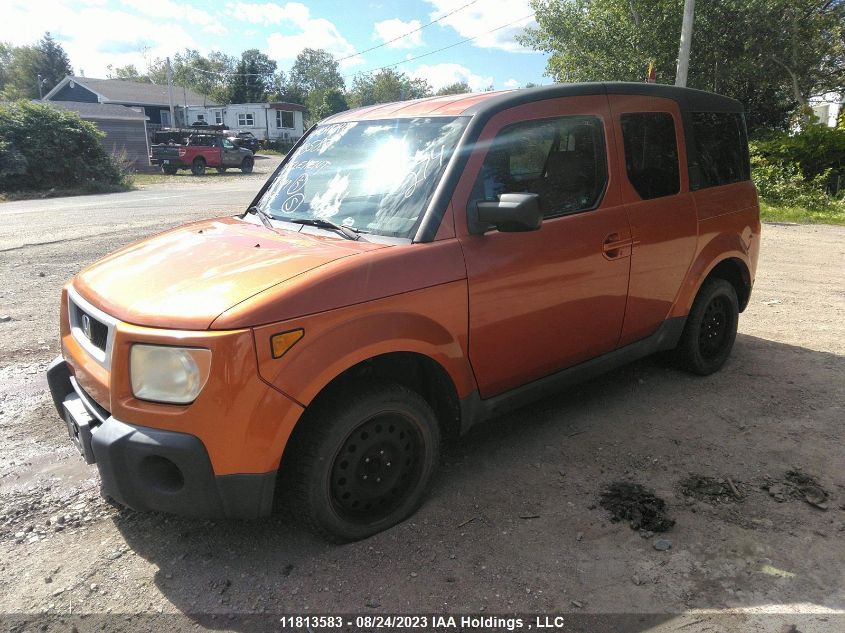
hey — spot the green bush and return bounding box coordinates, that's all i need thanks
[751,154,835,209]
[260,137,296,154]
[0,100,129,192]
[751,123,845,190]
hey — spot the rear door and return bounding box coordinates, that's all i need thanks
[608,95,698,345]
[454,95,632,398]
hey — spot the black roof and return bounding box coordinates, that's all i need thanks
[461,82,743,118]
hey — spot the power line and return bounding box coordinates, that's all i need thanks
[336,0,480,63]
[342,13,536,79]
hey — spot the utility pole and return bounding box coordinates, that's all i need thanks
[37,74,44,99]
[166,56,176,128]
[675,0,695,87]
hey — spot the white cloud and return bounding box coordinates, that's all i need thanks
[504,78,520,88]
[410,63,493,92]
[373,18,424,49]
[226,2,363,67]
[425,0,537,53]
[2,0,204,78]
[120,0,226,31]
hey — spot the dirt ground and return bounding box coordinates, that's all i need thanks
[0,188,843,633]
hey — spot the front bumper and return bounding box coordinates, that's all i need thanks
[47,357,275,519]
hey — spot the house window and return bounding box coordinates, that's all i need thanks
[237,113,255,127]
[276,110,295,129]
[215,110,223,125]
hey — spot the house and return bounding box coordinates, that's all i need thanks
[810,92,843,127]
[184,102,306,141]
[43,75,215,128]
[45,101,151,167]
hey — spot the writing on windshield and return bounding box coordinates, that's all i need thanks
[259,117,468,238]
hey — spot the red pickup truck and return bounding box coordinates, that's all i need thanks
[150,134,254,176]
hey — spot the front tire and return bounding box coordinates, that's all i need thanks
[676,278,739,375]
[285,381,440,542]
[161,164,178,175]
[241,157,254,173]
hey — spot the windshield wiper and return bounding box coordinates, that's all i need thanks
[247,205,274,229]
[289,217,361,241]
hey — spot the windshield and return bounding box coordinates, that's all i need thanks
[256,116,468,238]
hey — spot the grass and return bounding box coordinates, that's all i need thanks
[0,181,132,202]
[759,200,845,225]
[131,169,265,186]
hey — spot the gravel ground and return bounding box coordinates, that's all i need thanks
[0,174,843,633]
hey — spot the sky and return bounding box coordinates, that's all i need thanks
[2,0,551,92]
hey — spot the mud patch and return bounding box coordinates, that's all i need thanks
[599,482,675,532]
[764,469,830,510]
[679,474,744,504]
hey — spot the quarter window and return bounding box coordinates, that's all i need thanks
[237,113,255,127]
[620,112,680,199]
[690,112,750,188]
[472,116,608,217]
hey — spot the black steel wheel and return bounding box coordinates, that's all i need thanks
[283,381,440,542]
[162,164,178,175]
[241,157,254,173]
[330,412,424,523]
[676,278,739,375]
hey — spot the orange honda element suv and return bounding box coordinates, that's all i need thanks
[47,84,760,541]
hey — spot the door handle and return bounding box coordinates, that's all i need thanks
[602,233,634,260]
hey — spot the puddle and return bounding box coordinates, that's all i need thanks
[599,482,675,532]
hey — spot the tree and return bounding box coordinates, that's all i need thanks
[0,32,72,100]
[348,69,432,108]
[305,87,348,123]
[228,49,276,103]
[520,0,845,132]
[288,48,345,112]
[106,64,150,82]
[436,81,471,96]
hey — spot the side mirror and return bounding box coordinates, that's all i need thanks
[468,193,542,235]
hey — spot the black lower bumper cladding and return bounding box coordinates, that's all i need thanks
[46,357,275,520]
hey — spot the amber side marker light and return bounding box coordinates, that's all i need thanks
[271,329,304,359]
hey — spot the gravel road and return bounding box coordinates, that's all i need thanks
[0,169,843,633]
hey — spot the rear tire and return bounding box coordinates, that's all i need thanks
[284,381,440,542]
[241,157,254,173]
[162,165,178,175]
[191,158,206,176]
[675,278,739,375]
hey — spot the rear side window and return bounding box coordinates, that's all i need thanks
[620,112,680,200]
[690,112,750,189]
[472,115,608,217]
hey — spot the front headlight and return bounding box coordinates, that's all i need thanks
[130,345,212,404]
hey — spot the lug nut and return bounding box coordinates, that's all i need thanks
[362,475,368,480]
[364,457,370,463]
[386,462,391,467]
[376,477,381,483]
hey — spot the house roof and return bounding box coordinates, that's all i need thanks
[323,82,743,123]
[46,100,149,121]
[45,76,217,107]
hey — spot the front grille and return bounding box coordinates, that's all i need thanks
[72,303,108,352]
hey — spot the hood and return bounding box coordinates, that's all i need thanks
[73,216,385,329]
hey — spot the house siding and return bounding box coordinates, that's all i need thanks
[93,119,149,167]
[51,82,98,103]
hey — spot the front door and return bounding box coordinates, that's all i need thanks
[220,138,242,167]
[454,96,632,398]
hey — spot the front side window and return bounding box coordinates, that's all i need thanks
[471,115,608,217]
[238,113,254,127]
[690,112,750,189]
[257,117,469,238]
[620,112,680,200]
